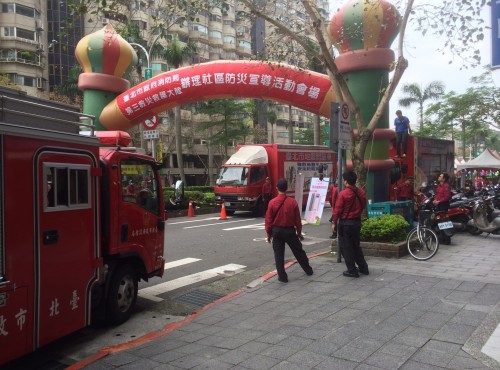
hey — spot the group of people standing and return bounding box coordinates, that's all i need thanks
[264,170,369,282]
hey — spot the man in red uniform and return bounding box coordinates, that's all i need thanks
[332,171,369,278]
[396,176,415,201]
[433,172,451,212]
[265,178,313,283]
[261,177,273,215]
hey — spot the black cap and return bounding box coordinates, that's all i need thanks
[277,178,288,192]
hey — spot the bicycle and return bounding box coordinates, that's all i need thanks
[406,209,439,260]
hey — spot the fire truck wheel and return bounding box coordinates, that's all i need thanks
[106,264,138,325]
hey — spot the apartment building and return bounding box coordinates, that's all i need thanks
[0,0,330,185]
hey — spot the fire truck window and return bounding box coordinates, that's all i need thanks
[250,167,266,184]
[44,165,90,210]
[121,161,159,215]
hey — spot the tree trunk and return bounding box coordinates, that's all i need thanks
[313,114,320,145]
[174,105,186,184]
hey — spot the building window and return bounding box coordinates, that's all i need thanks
[16,3,35,17]
[16,27,36,41]
[210,14,221,22]
[238,40,251,49]
[209,30,222,39]
[3,27,15,37]
[15,75,36,87]
[192,24,208,34]
[1,3,14,13]
[223,35,235,44]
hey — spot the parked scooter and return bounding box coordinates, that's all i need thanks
[467,196,500,235]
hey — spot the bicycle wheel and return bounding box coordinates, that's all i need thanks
[407,227,439,261]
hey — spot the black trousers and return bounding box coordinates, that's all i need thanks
[271,226,312,279]
[338,219,368,273]
[396,131,409,156]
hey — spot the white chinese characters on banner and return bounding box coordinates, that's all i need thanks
[303,177,329,225]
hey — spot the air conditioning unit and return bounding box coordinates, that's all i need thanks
[36,20,44,31]
[101,18,110,24]
[36,77,43,89]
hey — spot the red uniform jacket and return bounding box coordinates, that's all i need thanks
[434,182,451,203]
[265,194,302,237]
[333,185,367,224]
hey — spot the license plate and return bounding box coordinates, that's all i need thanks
[438,221,453,230]
[224,202,231,207]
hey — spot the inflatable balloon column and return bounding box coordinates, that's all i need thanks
[76,24,137,130]
[328,0,400,202]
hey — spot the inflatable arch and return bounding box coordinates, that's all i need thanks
[97,61,337,131]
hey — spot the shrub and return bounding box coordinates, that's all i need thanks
[360,214,409,243]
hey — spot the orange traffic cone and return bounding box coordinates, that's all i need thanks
[219,202,227,220]
[187,201,195,217]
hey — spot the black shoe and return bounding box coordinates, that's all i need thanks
[358,266,369,275]
[343,270,359,278]
[278,276,288,283]
[306,269,313,276]
[330,233,337,239]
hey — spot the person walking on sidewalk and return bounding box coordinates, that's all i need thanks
[265,178,313,283]
[394,110,411,158]
[332,171,369,278]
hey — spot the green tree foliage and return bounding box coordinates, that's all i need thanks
[294,124,329,145]
[196,99,254,159]
[398,81,445,130]
[423,67,500,156]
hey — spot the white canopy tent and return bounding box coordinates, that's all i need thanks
[457,149,500,170]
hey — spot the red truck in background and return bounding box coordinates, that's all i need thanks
[0,88,166,365]
[214,144,337,215]
[390,135,455,200]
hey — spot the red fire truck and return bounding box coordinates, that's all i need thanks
[214,144,337,215]
[0,88,166,365]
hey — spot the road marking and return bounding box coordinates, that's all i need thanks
[138,263,247,302]
[482,323,500,362]
[167,216,225,225]
[223,223,265,231]
[183,219,256,229]
[165,258,201,269]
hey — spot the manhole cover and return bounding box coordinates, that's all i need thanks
[176,289,225,308]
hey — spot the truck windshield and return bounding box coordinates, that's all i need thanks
[216,166,248,186]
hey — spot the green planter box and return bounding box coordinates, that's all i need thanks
[368,201,414,229]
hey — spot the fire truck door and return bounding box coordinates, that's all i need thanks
[36,152,98,347]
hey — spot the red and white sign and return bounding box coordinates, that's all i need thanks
[142,114,159,130]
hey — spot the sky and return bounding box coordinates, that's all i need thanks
[328,1,500,131]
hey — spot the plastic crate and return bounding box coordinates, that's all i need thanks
[368,201,414,227]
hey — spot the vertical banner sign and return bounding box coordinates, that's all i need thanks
[303,177,329,225]
[493,1,500,68]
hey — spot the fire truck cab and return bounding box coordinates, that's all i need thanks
[0,88,165,365]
